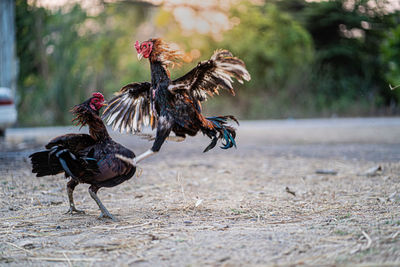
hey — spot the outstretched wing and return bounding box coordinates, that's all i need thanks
[102,82,155,133]
[168,50,251,101]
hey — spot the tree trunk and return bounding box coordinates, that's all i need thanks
[0,0,18,94]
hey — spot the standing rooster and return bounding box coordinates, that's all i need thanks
[30,93,135,221]
[103,38,250,165]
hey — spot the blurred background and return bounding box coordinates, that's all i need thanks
[2,0,400,127]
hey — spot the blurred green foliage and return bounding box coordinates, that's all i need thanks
[16,0,151,125]
[15,0,400,126]
[381,23,400,101]
[288,0,399,116]
[217,2,314,118]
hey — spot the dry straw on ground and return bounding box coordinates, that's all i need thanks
[0,132,399,266]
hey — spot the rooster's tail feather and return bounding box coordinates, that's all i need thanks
[203,116,238,153]
[29,147,99,178]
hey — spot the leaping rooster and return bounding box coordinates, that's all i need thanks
[102,38,251,165]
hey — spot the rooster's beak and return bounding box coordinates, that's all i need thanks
[137,53,143,61]
[102,103,108,107]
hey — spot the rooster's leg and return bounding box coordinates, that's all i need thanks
[135,122,172,162]
[117,124,171,166]
[116,149,155,166]
[136,149,156,163]
[65,179,85,214]
[88,186,118,222]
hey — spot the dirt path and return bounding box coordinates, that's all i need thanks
[1,119,399,266]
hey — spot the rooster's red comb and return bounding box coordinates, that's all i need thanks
[135,41,140,53]
[92,92,104,101]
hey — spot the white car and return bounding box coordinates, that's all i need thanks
[0,87,17,136]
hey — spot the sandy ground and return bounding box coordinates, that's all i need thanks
[0,118,399,266]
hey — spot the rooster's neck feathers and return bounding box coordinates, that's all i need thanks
[71,103,110,141]
[149,38,184,69]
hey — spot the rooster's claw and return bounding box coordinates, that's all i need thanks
[99,212,119,222]
[65,206,85,214]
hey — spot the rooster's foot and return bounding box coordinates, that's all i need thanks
[65,206,85,214]
[89,186,119,222]
[99,211,118,222]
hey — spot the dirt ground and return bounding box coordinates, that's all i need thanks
[0,119,399,266]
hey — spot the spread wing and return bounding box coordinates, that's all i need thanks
[102,82,155,133]
[168,50,251,101]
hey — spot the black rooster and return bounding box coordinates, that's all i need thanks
[30,93,135,221]
[103,38,250,165]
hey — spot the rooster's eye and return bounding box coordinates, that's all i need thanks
[143,44,147,49]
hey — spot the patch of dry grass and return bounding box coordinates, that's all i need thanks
[0,142,399,266]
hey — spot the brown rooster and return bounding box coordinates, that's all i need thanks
[102,38,250,165]
[30,93,135,221]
